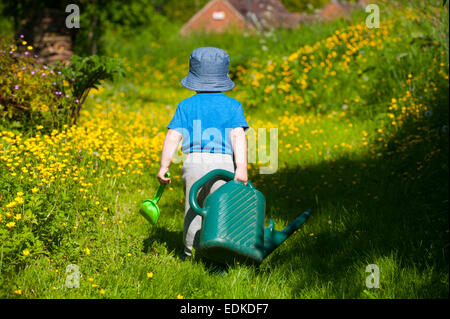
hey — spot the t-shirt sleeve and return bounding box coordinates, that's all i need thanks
[167,103,184,133]
[229,102,249,130]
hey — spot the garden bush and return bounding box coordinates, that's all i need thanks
[0,36,125,132]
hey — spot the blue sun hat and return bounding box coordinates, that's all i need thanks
[181,47,235,92]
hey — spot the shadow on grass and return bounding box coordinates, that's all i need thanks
[142,226,185,256]
[143,232,239,279]
[254,97,449,297]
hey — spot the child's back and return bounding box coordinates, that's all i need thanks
[157,47,249,258]
[168,92,248,154]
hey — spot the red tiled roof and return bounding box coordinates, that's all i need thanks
[226,0,300,29]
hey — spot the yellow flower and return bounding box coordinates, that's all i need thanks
[84,247,91,255]
[100,288,105,294]
[17,192,24,197]
[177,294,184,299]
[31,187,39,194]
[88,277,94,282]
[6,201,17,208]
[22,249,30,256]
[6,222,16,228]
[146,272,154,278]
[92,284,99,288]
[264,85,273,94]
[14,289,22,295]
[27,45,33,50]
[14,214,22,220]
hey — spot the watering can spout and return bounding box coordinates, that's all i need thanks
[263,209,312,259]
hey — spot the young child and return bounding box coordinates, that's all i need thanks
[156,47,249,259]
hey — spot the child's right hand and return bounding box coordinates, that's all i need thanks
[234,165,248,185]
[157,167,171,185]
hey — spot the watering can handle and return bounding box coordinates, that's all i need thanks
[153,172,171,203]
[189,169,255,218]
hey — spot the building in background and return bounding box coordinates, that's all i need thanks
[319,0,368,21]
[180,0,302,35]
[180,0,372,35]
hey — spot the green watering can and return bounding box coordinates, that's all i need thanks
[140,172,171,225]
[189,169,312,265]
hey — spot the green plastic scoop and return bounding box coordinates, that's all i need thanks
[140,172,170,225]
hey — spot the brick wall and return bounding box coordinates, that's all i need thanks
[180,0,246,35]
[320,2,349,21]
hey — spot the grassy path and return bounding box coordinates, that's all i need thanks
[8,86,447,298]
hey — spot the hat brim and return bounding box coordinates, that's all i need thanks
[181,72,235,92]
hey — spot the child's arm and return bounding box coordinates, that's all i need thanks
[157,129,182,185]
[230,127,248,185]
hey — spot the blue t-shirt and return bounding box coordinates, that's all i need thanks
[167,92,249,154]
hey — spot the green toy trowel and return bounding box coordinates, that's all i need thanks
[140,172,171,225]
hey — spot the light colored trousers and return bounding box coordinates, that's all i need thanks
[181,152,235,256]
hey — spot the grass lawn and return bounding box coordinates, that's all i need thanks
[0,2,448,299]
